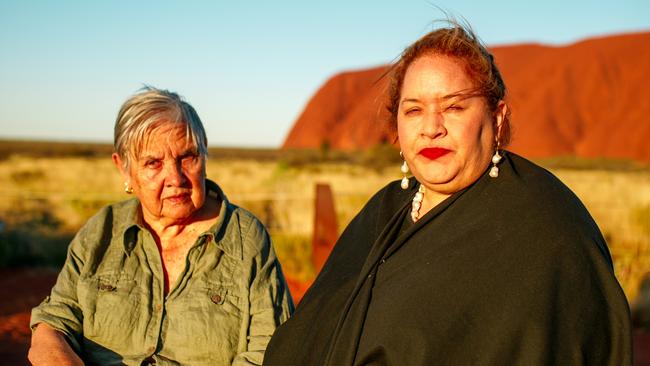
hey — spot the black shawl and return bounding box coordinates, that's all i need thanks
[264,152,632,365]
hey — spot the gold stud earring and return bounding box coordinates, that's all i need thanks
[124,181,134,194]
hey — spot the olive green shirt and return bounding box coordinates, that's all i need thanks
[31,181,294,365]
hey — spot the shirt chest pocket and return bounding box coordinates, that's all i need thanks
[205,282,242,317]
[164,280,244,353]
[77,272,144,341]
[176,254,245,320]
[175,278,242,318]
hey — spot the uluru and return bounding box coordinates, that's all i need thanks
[283,31,650,165]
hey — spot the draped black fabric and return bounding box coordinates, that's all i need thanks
[264,152,632,366]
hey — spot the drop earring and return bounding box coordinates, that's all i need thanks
[400,151,410,189]
[489,141,502,178]
[124,181,134,194]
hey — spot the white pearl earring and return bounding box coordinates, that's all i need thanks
[489,150,502,178]
[400,151,409,189]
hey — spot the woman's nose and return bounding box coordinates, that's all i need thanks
[165,161,186,186]
[421,110,446,138]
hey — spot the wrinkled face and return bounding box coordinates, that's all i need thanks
[117,123,206,225]
[398,54,504,195]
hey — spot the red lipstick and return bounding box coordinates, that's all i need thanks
[419,147,451,160]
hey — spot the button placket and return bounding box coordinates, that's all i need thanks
[143,230,165,356]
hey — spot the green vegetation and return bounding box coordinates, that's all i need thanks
[0,198,72,267]
[0,139,114,161]
[534,155,649,171]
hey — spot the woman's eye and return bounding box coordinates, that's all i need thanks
[404,108,421,116]
[183,154,197,162]
[445,104,463,112]
[145,160,161,169]
[182,154,200,167]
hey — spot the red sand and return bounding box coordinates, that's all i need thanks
[0,268,57,366]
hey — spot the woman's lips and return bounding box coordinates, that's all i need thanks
[419,147,451,160]
[166,193,190,203]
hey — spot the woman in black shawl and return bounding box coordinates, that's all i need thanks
[264,23,632,366]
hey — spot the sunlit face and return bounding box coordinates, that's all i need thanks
[115,123,206,225]
[397,54,505,196]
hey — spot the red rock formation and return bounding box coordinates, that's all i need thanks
[282,66,393,150]
[283,31,650,164]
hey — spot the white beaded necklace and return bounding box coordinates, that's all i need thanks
[411,184,426,222]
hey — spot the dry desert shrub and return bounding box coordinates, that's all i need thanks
[553,169,650,302]
[0,153,649,304]
[271,233,314,284]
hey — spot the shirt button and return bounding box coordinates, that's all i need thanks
[147,346,155,353]
[210,294,222,304]
[154,304,162,312]
[98,284,115,291]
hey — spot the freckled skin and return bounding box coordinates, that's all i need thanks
[397,54,506,210]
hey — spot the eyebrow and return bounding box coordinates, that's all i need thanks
[178,150,199,159]
[400,89,483,105]
[444,90,484,101]
[139,148,198,160]
[140,154,162,161]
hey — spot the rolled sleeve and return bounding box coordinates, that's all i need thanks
[233,219,294,366]
[30,229,86,353]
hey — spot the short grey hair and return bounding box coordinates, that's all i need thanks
[114,86,208,169]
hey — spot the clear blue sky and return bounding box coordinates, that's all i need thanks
[1,0,648,148]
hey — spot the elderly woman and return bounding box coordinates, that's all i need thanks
[264,23,632,365]
[28,87,293,365]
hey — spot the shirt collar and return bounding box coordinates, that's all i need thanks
[203,179,242,260]
[118,179,241,259]
[116,199,143,255]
